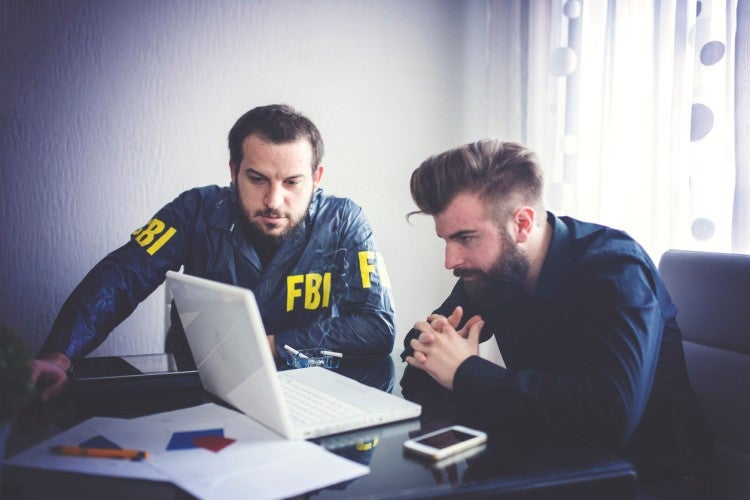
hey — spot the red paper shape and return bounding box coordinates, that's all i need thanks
[193,435,236,453]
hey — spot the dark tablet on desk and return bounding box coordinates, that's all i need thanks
[71,354,202,415]
[73,355,145,378]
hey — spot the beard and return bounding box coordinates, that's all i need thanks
[239,207,303,247]
[236,189,313,249]
[454,230,530,307]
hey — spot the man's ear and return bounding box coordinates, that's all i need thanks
[512,207,536,244]
[229,161,237,186]
[312,164,324,188]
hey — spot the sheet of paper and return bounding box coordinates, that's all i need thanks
[5,416,167,481]
[97,403,370,499]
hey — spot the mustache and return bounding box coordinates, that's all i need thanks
[254,209,287,218]
[453,269,484,279]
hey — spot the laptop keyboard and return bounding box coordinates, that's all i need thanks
[279,374,366,425]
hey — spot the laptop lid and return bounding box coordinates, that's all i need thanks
[166,271,297,438]
[165,271,420,440]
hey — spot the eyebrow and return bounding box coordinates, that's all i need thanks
[442,229,478,241]
[244,168,268,179]
[244,167,304,182]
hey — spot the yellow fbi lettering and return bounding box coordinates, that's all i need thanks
[285,252,390,312]
[286,273,331,312]
[132,218,177,256]
[358,251,391,289]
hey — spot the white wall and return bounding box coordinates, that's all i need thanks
[0,0,497,357]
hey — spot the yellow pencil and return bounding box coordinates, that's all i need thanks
[50,445,149,460]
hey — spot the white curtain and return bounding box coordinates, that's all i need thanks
[482,0,744,259]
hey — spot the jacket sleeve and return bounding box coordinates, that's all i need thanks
[273,202,396,355]
[41,189,200,361]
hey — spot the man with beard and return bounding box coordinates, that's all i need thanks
[401,140,713,498]
[31,104,395,401]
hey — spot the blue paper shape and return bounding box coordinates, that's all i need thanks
[167,428,224,451]
[80,435,121,449]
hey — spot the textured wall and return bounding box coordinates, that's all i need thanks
[1,0,491,357]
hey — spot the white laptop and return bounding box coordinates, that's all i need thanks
[165,271,420,440]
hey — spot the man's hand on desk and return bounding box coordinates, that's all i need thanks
[30,352,71,402]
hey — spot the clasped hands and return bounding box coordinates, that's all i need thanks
[405,306,484,390]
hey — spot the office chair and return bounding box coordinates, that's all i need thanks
[658,249,750,500]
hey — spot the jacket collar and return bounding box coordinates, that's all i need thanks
[533,212,573,301]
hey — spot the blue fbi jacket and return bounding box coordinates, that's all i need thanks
[43,186,396,362]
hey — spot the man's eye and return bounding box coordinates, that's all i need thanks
[248,176,266,184]
[285,179,300,187]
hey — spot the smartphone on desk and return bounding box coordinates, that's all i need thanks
[403,425,487,461]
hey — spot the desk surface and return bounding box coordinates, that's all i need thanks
[2,351,636,499]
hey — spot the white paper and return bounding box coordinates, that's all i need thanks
[5,416,167,481]
[8,403,369,499]
[98,403,369,499]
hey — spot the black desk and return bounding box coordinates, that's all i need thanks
[2,351,636,499]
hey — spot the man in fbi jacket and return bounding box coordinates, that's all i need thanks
[31,104,395,401]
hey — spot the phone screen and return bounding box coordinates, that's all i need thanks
[416,428,477,450]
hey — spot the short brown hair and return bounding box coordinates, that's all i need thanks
[228,104,324,175]
[409,139,544,221]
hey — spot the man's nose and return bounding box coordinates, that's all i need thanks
[264,183,283,208]
[444,244,462,270]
